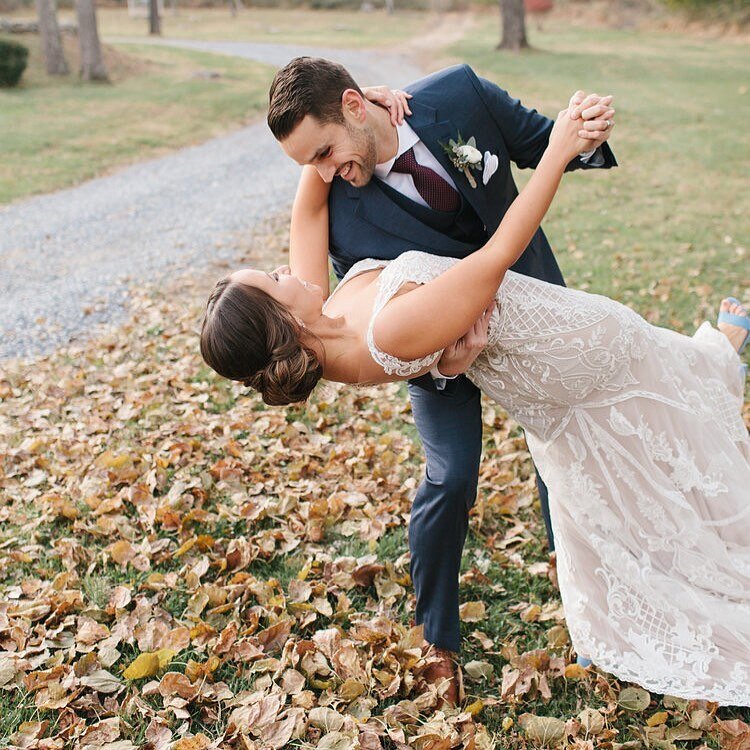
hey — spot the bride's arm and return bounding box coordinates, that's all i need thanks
[373,107,591,360]
[289,166,332,297]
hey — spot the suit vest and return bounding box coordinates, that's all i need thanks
[374,179,486,247]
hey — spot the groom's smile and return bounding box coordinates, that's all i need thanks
[279,114,378,187]
[337,162,354,181]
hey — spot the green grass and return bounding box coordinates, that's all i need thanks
[449,17,749,333]
[0,34,275,203]
[0,690,64,749]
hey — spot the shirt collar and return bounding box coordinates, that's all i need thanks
[374,120,420,179]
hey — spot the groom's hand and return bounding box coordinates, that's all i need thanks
[568,91,616,151]
[435,302,495,377]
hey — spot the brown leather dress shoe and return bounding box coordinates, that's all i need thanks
[422,645,459,707]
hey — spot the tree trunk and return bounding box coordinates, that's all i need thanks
[75,0,108,80]
[35,0,69,75]
[149,0,161,34]
[228,0,242,17]
[497,0,528,51]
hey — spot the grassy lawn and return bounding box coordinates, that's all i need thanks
[0,6,430,204]
[69,6,427,47]
[0,34,275,203]
[447,14,749,333]
[0,12,749,750]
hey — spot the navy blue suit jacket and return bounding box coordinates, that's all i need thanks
[328,64,617,283]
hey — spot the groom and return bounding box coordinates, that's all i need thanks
[267,57,616,700]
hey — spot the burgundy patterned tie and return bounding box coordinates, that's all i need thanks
[391,147,460,213]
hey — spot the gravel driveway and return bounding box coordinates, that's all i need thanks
[0,41,423,360]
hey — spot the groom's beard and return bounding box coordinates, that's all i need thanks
[345,122,378,186]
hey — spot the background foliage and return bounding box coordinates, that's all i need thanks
[0,36,27,85]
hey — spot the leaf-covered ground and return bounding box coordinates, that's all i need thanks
[1,215,748,749]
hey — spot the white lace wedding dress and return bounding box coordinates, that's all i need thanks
[332,250,750,706]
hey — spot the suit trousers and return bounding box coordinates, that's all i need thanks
[407,373,554,653]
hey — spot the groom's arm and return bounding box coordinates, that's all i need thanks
[462,65,617,172]
[289,166,333,297]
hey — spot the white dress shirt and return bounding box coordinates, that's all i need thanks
[373,120,599,199]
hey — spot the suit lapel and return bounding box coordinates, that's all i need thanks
[408,102,492,227]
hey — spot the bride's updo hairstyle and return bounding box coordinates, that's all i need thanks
[200,277,323,406]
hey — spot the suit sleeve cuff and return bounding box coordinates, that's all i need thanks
[580,147,605,167]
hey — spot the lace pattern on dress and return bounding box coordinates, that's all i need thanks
[356,251,750,706]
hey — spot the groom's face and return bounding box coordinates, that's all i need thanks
[280,114,378,187]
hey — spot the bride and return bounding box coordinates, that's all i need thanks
[199,101,750,705]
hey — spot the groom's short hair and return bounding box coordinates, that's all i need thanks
[268,57,363,141]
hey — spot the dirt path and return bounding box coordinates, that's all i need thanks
[402,10,476,71]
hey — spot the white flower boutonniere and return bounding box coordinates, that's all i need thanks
[442,134,483,188]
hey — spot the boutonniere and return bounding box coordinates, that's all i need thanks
[441,133,483,188]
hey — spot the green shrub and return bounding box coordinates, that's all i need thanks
[0,38,28,87]
[660,0,750,24]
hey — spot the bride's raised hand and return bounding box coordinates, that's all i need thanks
[548,102,605,164]
[362,85,413,126]
[570,92,615,150]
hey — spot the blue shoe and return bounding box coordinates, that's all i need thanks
[576,655,593,668]
[718,297,750,355]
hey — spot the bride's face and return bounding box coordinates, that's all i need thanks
[230,265,325,325]
[280,114,378,187]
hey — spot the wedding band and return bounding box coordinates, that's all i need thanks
[606,120,613,129]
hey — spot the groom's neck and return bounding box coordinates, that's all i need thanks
[366,102,399,165]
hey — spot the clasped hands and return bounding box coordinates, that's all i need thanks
[567,90,616,151]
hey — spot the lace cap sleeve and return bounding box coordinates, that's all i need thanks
[365,252,450,377]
